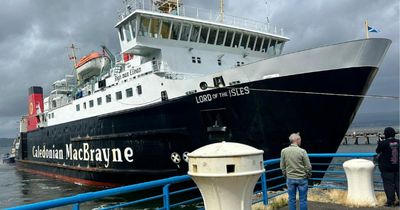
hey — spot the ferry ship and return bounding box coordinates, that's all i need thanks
[14,0,391,187]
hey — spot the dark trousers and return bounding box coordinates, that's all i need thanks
[381,171,399,204]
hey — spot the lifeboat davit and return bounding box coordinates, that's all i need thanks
[75,52,110,82]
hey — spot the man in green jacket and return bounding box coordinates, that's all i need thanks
[280,133,312,210]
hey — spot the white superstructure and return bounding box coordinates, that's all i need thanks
[43,0,289,127]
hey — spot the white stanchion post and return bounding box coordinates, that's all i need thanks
[343,159,377,206]
[188,142,265,210]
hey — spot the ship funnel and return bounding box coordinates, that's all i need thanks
[27,86,44,132]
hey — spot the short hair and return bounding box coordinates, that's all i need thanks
[384,127,396,138]
[289,133,301,143]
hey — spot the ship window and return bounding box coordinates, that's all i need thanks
[97,97,102,105]
[89,100,94,108]
[137,85,142,95]
[248,35,256,50]
[160,20,171,39]
[180,24,191,41]
[83,102,87,109]
[119,27,124,41]
[208,28,217,44]
[139,16,150,37]
[52,113,54,118]
[262,38,270,53]
[255,37,263,51]
[192,56,196,63]
[124,24,132,42]
[76,104,80,111]
[106,94,111,103]
[241,34,249,48]
[217,59,222,66]
[216,30,226,45]
[197,57,201,64]
[213,76,225,87]
[190,25,200,42]
[232,32,241,48]
[150,18,161,38]
[268,40,277,56]
[171,22,181,40]
[130,18,137,38]
[276,41,284,55]
[126,88,133,97]
[116,91,122,100]
[199,26,209,43]
[161,90,168,101]
[224,31,234,47]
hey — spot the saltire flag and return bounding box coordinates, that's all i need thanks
[368,26,380,33]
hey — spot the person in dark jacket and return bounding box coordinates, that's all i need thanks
[376,127,399,206]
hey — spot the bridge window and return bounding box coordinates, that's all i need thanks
[76,104,80,111]
[276,40,284,55]
[150,18,161,38]
[261,38,270,53]
[171,22,181,40]
[180,24,191,41]
[190,25,201,42]
[199,26,209,43]
[124,24,132,42]
[240,34,248,48]
[248,35,256,50]
[232,32,241,48]
[139,16,150,37]
[255,37,263,51]
[224,31,234,47]
[208,28,217,44]
[83,102,87,109]
[130,18,137,39]
[89,100,94,108]
[119,27,124,41]
[160,20,171,38]
[268,40,277,56]
[216,30,226,45]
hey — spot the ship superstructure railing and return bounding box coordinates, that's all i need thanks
[118,0,284,36]
[6,153,382,210]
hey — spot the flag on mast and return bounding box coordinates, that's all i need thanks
[368,26,380,33]
[364,20,380,39]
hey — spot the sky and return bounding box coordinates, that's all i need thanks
[0,0,398,137]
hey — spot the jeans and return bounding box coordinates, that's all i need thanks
[287,178,308,210]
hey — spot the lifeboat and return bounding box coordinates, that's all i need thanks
[75,52,110,82]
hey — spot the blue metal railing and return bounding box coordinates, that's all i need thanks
[7,153,379,210]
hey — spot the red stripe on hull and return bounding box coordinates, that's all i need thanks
[16,164,121,188]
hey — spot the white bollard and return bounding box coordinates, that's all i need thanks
[188,142,264,210]
[343,159,377,206]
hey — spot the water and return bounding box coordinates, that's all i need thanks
[0,137,392,209]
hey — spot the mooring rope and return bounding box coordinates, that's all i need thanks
[216,86,400,100]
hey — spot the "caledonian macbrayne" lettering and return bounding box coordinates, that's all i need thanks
[32,143,134,168]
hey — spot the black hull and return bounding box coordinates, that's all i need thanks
[17,66,377,186]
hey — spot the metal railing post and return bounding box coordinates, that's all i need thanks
[72,203,80,210]
[163,184,171,210]
[261,172,268,205]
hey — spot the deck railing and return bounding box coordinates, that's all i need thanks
[6,153,380,210]
[118,0,284,36]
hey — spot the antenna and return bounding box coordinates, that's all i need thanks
[265,0,270,23]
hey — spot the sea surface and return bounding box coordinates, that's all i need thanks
[0,126,398,209]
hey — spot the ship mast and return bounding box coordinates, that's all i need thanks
[68,44,78,68]
[220,0,224,23]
